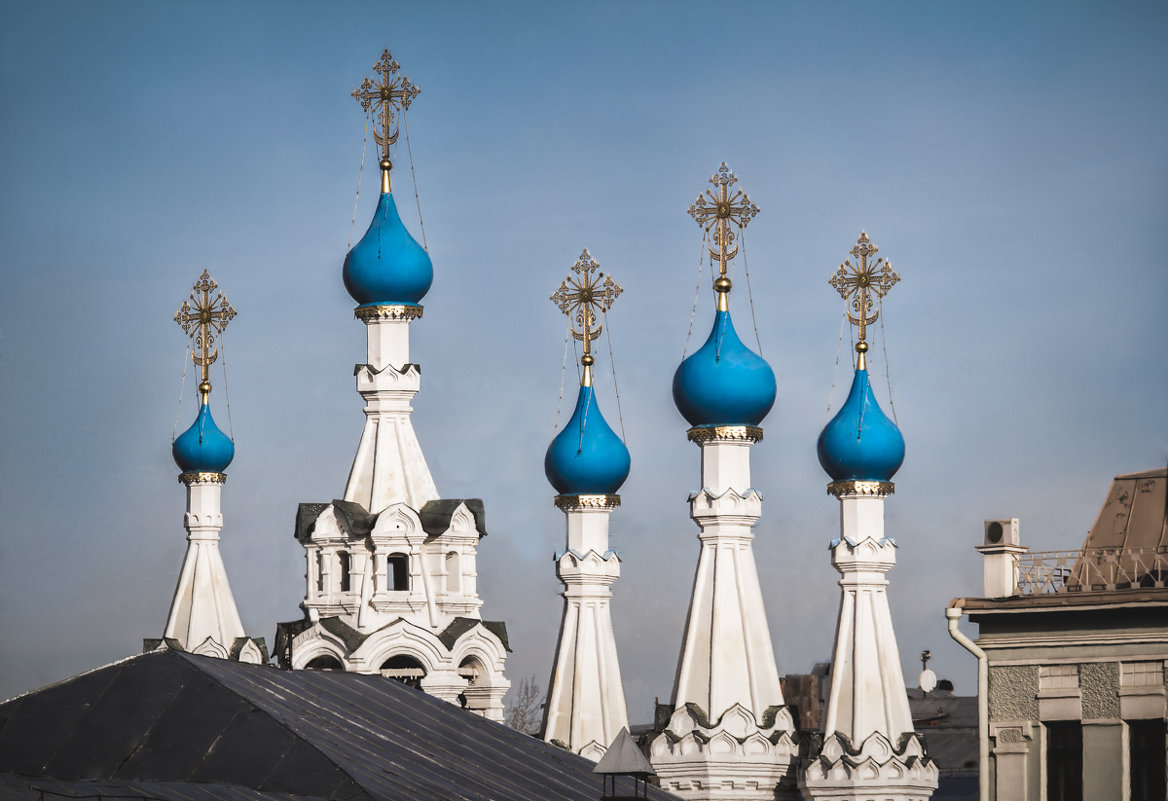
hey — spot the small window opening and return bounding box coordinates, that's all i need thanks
[338,551,351,592]
[387,553,409,591]
[445,551,461,593]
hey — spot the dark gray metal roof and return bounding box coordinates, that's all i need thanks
[0,651,680,801]
[419,499,487,539]
[295,499,488,543]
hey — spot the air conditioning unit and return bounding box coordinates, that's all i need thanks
[984,518,1020,547]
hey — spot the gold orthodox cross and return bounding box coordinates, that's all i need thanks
[352,49,421,164]
[550,249,623,385]
[174,270,236,397]
[688,163,760,279]
[829,231,899,366]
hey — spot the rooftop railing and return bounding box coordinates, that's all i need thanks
[1016,546,1168,595]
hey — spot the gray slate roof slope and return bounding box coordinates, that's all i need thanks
[0,651,680,801]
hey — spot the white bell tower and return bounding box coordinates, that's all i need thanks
[274,48,508,721]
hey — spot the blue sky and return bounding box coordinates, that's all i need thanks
[2,0,1165,716]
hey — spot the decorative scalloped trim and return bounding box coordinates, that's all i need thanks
[554,494,621,511]
[354,303,424,322]
[178,472,227,485]
[827,479,895,498]
[687,425,764,444]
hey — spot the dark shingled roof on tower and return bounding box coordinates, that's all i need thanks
[0,650,680,801]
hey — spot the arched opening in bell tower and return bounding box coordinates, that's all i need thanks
[380,654,426,689]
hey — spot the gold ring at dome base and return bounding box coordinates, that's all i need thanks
[686,425,764,445]
[179,472,227,485]
[827,479,895,498]
[354,304,424,322]
[554,494,621,511]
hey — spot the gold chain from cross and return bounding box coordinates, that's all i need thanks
[550,249,623,359]
[352,49,421,162]
[174,270,236,386]
[688,163,760,277]
[828,231,900,344]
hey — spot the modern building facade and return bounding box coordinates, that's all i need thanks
[948,468,1168,801]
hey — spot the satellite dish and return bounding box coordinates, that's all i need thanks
[919,668,937,694]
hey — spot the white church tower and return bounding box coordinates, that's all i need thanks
[274,49,509,721]
[541,249,631,760]
[800,232,937,801]
[145,270,265,664]
[650,165,798,801]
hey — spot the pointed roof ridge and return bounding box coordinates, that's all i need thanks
[592,727,655,776]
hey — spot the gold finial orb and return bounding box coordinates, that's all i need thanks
[713,276,732,293]
[856,341,869,353]
[581,354,595,366]
[380,158,392,171]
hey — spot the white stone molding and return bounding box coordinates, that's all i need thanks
[288,629,350,670]
[802,491,937,801]
[543,504,629,759]
[344,316,439,515]
[800,731,938,801]
[650,703,799,801]
[451,630,511,721]
[652,437,796,800]
[162,479,248,660]
[191,635,230,660]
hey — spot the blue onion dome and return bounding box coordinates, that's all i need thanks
[545,384,631,495]
[673,307,777,428]
[817,366,904,482]
[173,401,235,474]
[342,179,433,307]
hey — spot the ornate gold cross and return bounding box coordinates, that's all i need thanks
[550,249,623,385]
[174,270,236,395]
[688,163,760,279]
[829,231,900,364]
[352,49,421,163]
